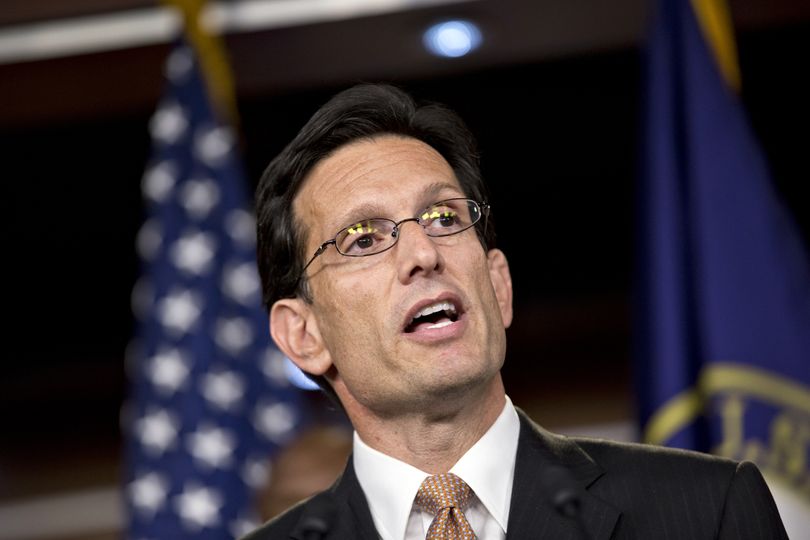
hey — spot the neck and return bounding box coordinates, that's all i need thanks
[347,377,506,473]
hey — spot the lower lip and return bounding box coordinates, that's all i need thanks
[403,314,467,343]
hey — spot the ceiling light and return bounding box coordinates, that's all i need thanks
[423,19,482,58]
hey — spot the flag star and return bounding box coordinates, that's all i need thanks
[225,209,256,247]
[187,425,236,469]
[150,102,188,144]
[170,231,217,275]
[135,409,179,455]
[222,262,261,305]
[142,161,178,202]
[165,45,193,81]
[201,370,244,411]
[181,178,220,220]
[136,218,162,261]
[214,317,253,356]
[195,125,234,166]
[242,457,272,489]
[254,402,297,443]
[261,348,290,386]
[129,472,169,516]
[148,349,191,395]
[174,485,222,530]
[230,515,261,539]
[157,290,202,336]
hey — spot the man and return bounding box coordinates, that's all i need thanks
[246,84,787,539]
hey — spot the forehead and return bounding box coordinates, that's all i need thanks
[294,135,462,234]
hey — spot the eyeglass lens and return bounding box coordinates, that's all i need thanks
[335,199,481,257]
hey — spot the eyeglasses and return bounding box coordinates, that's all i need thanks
[301,198,489,272]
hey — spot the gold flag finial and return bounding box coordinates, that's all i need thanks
[690,0,741,91]
[163,0,239,125]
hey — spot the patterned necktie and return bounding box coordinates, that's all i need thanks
[415,473,477,540]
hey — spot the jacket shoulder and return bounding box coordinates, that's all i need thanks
[573,436,740,502]
[569,437,786,538]
[575,436,738,477]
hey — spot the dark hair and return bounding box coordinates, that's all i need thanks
[255,83,495,396]
[257,83,494,308]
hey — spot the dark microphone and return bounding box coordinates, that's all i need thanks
[298,493,337,540]
[544,465,591,540]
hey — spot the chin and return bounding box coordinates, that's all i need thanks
[424,363,498,398]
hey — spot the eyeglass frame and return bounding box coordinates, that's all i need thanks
[300,197,490,275]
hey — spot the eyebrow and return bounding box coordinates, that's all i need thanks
[331,202,388,232]
[330,181,463,232]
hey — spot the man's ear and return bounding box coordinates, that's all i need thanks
[270,298,332,376]
[487,248,513,328]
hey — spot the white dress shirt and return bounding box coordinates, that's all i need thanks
[353,396,521,540]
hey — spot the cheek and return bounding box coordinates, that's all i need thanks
[324,273,379,312]
[473,259,504,322]
[312,273,385,346]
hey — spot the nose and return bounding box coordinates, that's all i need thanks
[394,220,445,283]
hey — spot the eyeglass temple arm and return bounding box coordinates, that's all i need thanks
[315,240,335,255]
[481,201,490,238]
[302,240,336,271]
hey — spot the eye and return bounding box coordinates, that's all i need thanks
[421,201,465,232]
[354,235,375,250]
[338,221,391,255]
[437,211,458,227]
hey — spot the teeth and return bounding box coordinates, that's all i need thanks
[426,320,454,330]
[412,301,457,322]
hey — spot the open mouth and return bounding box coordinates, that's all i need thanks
[404,300,460,333]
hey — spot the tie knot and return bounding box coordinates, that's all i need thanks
[415,473,474,516]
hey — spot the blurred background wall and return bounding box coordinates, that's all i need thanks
[2,0,808,538]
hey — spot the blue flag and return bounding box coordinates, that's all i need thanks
[124,41,306,539]
[636,0,810,502]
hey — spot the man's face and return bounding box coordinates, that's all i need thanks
[288,135,512,415]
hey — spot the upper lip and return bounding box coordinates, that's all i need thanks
[402,293,465,331]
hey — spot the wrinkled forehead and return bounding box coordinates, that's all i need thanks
[292,135,461,241]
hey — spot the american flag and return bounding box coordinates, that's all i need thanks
[124,41,306,539]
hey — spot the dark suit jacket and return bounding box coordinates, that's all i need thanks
[244,411,787,539]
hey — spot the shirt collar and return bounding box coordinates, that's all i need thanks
[450,395,520,532]
[353,430,427,540]
[352,396,520,540]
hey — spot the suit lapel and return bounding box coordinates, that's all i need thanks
[506,410,620,540]
[290,458,379,540]
[341,460,380,540]
[289,412,619,540]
